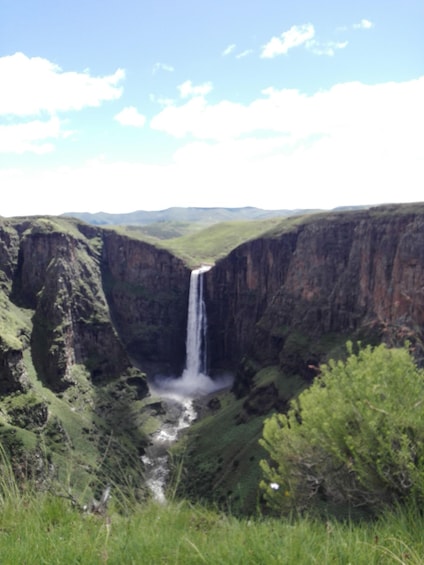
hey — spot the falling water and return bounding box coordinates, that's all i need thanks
[183,265,211,380]
[143,265,231,502]
[150,265,223,397]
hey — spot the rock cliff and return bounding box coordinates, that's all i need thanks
[206,204,424,384]
[0,217,189,395]
[102,230,189,374]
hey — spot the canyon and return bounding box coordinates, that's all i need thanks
[0,203,423,509]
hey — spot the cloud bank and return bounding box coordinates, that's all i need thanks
[2,75,423,216]
[0,52,124,153]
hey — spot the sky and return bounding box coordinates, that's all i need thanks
[1,0,423,216]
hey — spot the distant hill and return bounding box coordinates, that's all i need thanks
[62,206,321,227]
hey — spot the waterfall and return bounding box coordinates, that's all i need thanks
[150,265,219,397]
[183,265,211,379]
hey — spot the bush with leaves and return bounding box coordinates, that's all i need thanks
[260,343,424,516]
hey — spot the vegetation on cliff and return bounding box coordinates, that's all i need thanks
[0,215,189,504]
[260,343,424,517]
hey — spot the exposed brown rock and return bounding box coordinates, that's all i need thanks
[206,205,424,381]
[101,230,189,373]
[0,218,189,394]
[0,338,30,395]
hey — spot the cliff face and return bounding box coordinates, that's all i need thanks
[206,206,424,380]
[0,218,190,394]
[102,231,189,373]
[2,206,424,395]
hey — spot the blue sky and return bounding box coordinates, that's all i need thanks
[1,0,423,216]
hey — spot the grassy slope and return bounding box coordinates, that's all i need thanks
[117,216,302,268]
[171,368,306,516]
[165,218,294,266]
[63,206,317,227]
[0,344,156,501]
[0,491,423,564]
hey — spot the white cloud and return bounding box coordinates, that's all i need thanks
[0,52,125,154]
[353,19,374,30]
[261,24,315,58]
[152,62,175,74]
[153,78,424,144]
[0,52,124,116]
[148,76,424,209]
[222,44,236,56]
[151,96,254,140]
[177,80,213,99]
[114,106,146,127]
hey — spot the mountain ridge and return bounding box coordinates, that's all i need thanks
[63,205,365,226]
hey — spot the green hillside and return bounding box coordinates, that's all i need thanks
[63,206,318,227]
[162,217,290,266]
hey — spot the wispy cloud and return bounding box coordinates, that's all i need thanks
[353,19,374,30]
[152,62,175,74]
[222,44,253,60]
[0,116,69,154]
[114,106,146,127]
[261,24,347,58]
[261,24,315,58]
[236,49,253,59]
[177,80,212,99]
[222,44,236,56]
[150,93,174,107]
[306,40,348,56]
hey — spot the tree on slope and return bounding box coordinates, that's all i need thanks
[260,343,424,516]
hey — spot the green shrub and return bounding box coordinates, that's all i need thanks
[260,343,424,516]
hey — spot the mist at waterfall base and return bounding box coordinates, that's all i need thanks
[149,265,233,400]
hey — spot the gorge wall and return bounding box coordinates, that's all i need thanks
[206,204,424,384]
[0,217,190,396]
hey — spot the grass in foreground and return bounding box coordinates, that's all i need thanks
[0,487,424,564]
